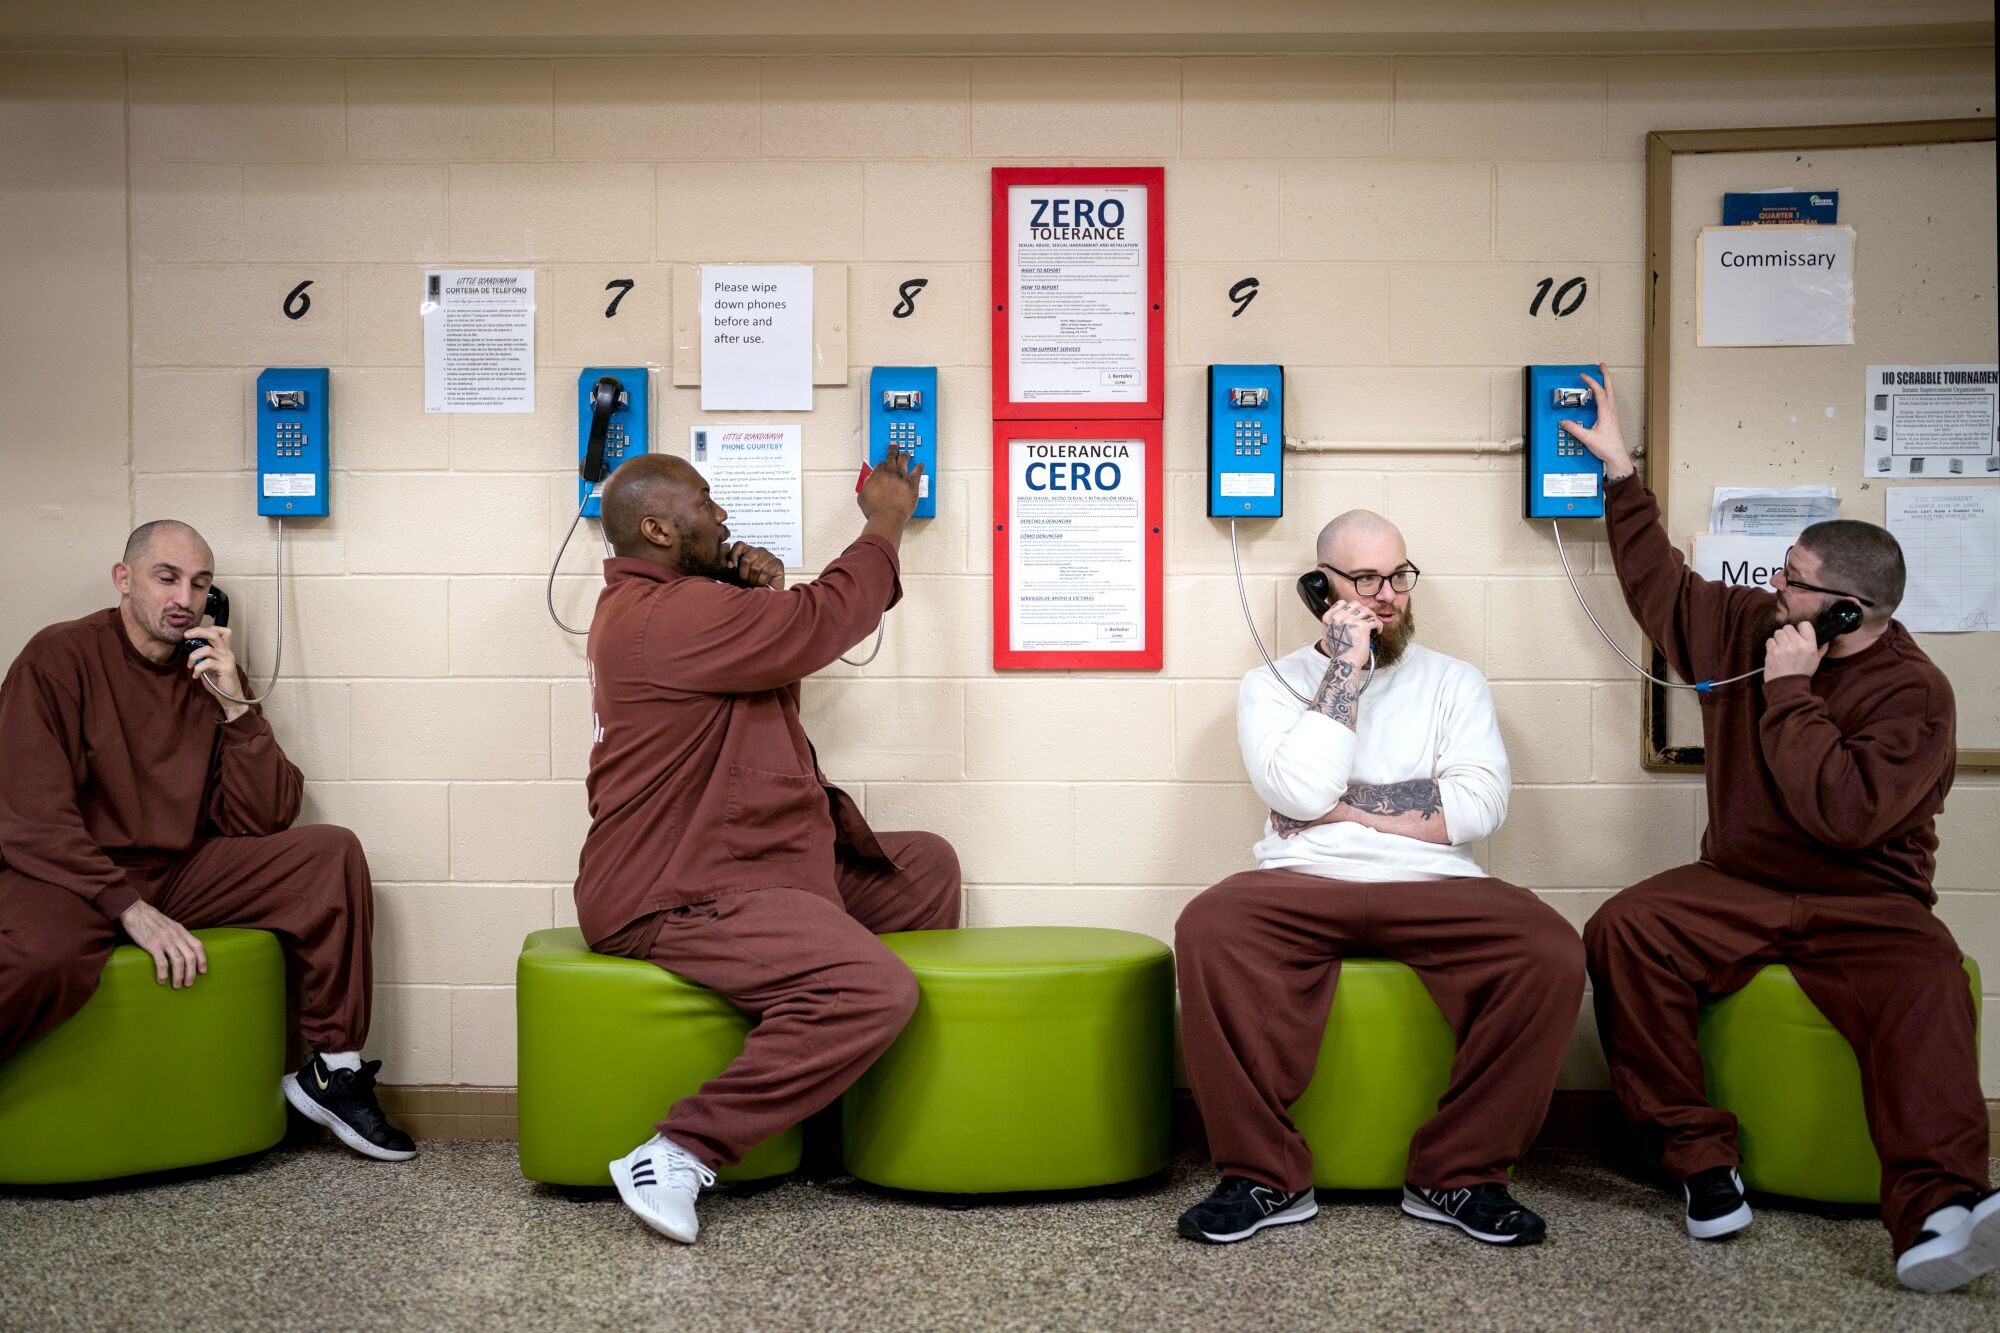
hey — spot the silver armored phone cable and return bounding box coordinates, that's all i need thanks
[201,518,285,707]
[840,621,886,667]
[1230,518,1373,708]
[1550,518,1752,693]
[547,493,613,637]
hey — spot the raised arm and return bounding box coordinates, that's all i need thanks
[1563,366,1766,683]
[646,535,905,694]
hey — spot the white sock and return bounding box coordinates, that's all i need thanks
[319,1050,363,1072]
[1919,1203,1972,1239]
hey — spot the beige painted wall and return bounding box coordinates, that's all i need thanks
[3,46,1996,1092]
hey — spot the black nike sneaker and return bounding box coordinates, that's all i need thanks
[1401,1181,1547,1245]
[1683,1165,1752,1240]
[283,1055,417,1162]
[1177,1176,1318,1243]
[1898,1189,2000,1293]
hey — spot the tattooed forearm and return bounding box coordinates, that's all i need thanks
[1310,657,1360,732]
[1269,810,1311,837]
[1339,780,1443,820]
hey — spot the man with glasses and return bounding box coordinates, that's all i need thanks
[1564,367,1992,1294]
[1175,509,1585,1248]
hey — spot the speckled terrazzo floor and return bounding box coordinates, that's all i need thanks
[3,1146,1996,1332]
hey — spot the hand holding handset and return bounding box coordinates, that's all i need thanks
[176,586,231,658]
[1295,570,1377,692]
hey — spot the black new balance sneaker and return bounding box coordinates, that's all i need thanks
[283,1055,417,1162]
[1401,1182,1547,1246]
[1683,1165,1752,1240]
[1177,1176,1318,1243]
[1897,1189,2000,1293]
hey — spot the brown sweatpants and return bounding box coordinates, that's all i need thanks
[0,825,375,1064]
[611,830,961,1169]
[1584,862,1989,1252]
[1177,869,1587,1193]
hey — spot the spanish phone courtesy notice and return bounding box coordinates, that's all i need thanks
[422,270,536,413]
[1007,186,1148,405]
[1006,439,1147,653]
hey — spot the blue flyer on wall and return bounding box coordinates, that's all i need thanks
[1722,190,1839,225]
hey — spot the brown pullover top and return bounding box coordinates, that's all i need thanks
[1603,474,1954,903]
[0,608,305,919]
[574,535,903,949]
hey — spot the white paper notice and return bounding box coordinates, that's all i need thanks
[1709,485,1839,536]
[1697,225,1854,347]
[1863,365,2000,479]
[1007,438,1147,653]
[1886,488,2000,633]
[423,270,536,413]
[1691,533,1790,589]
[1007,185,1148,405]
[700,265,812,412]
[688,425,804,568]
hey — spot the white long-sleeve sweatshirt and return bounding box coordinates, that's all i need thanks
[1239,640,1510,882]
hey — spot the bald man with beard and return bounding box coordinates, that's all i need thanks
[577,451,960,1245]
[1173,510,1584,1248]
[0,520,411,1162]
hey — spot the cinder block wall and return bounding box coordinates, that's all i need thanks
[4,48,1995,1092]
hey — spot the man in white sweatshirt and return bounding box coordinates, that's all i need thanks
[1175,510,1585,1248]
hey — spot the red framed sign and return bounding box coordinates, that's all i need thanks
[992,418,1164,670]
[991,167,1166,421]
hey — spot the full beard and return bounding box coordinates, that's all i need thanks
[1373,601,1417,668]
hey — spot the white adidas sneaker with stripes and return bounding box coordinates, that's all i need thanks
[609,1134,716,1243]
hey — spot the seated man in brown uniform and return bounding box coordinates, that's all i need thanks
[0,520,412,1161]
[578,450,960,1245]
[1567,367,1995,1294]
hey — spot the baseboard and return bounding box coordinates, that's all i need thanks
[380,1087,2000,1159]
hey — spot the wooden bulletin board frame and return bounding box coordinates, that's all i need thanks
[1643,117,2000,772]
[991,166,1166,421]
[991,418,1165,671]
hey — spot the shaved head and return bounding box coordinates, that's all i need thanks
[600,454,733,577]
[124,519,208,569]
[601,455,702,555]
[1312,509,1419,668]
[1316,510,1405,569]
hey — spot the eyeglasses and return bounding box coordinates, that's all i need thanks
[1775,547,1875,607]
[1319,562,1421,597]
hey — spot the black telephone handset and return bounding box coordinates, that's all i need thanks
[1812,599,1863,646]
[1296,570,1379,648]
[177,586,230,658]
[579,375,624,486]
[1297,570,1332,620]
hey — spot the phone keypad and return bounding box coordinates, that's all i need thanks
[273,420,310,458]
[886,421,922,457]
[1232,417,1268,457]
[1554,426,1587,458]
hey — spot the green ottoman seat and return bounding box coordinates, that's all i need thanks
[515,927,802,1186]
[1288,957,1457,1190]
[1699,958,1982,1204]
[0,928,286,1186]
[841,927,1174,1194]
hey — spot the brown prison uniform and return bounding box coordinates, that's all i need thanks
[1585,473,1982,1252]
[1179,871,1585,1193]
[0,609,374,1063]
[578,537,960,1168]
